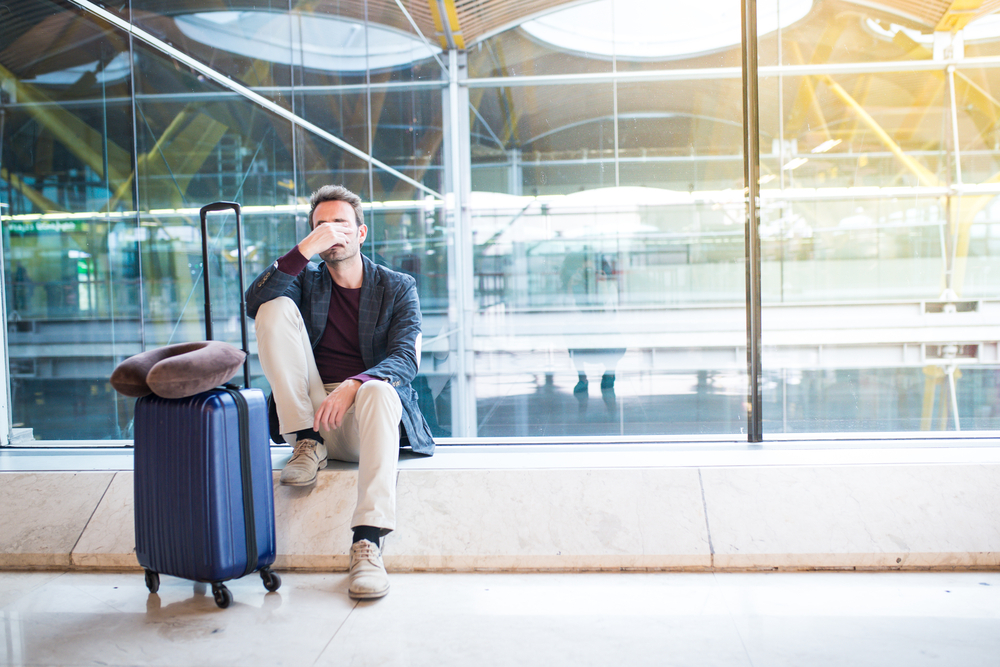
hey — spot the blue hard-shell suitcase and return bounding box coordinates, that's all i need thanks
[133,202,279,608]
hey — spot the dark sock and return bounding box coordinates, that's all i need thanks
[353,525,381,546]
[294,428,324,444]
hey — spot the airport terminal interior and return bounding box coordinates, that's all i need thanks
[2,0,1000,664]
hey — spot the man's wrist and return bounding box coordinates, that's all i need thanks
[276,246,310,275]
[296,241,315,258]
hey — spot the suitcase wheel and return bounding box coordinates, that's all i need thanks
[211,582,232,609]
[260,567,282,593]
[144,570,160,594]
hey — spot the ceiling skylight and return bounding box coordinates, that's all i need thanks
[866,15,1000,44]
[175,10,440,72]
[26,53,131,85]
[521,0,814,60]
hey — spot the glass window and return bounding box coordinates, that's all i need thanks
[5,0,1000,444]
[467,5,750,437]
[2,0,137,440]
[759,0,1000,433]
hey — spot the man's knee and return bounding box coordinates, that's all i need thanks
[356,380,402,416]
[254,297,302,334]
[357,379,398,402]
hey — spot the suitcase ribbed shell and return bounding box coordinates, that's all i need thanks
[133,388,275,583]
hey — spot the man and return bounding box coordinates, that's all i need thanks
[245,184,435,600]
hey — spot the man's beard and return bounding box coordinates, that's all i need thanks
[318,242,359,265]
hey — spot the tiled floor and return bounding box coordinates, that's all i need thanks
[1,570,998,666]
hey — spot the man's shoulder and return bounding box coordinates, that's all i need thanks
[365,257,416,291]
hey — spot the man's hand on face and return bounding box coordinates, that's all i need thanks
[314,378,362,432]
[298,221,351,259]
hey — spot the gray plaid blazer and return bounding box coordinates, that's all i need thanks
[245,253,435,455]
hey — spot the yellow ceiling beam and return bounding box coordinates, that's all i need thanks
[428,0,466,50]
[0,63,129,186]
[895,78,946,143]
[840,75,873,146]
[948,170,1000,296]
[821,74,941,188]
[0,168,65,213]
[106,108,196,212]
[784,18,849,139]
[935,0,986,33]
[153,116,231,201]
[428,0,447,48]
[954,70,1000,130]
[889,33,1000,145]
[444,0,466,49]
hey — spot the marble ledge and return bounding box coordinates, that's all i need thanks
[15,553,999,573]
[380,554,714,572]
[712,552,1000,571]
[71,472,137,570]
[701,464,1000,563]
[2,464,999,572]
[0,472,114,570]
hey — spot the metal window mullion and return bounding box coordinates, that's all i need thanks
[364,0,376,225]
[126,16,146,357]
[0,102,9,445]
[446,50,476,437]
[742,0,763,443]
[288,0,300,237]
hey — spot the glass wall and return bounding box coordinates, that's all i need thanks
[466,0,750,436]
[2,0,999,443]
[1,0,137,439]
[757,0,1000,433]
[0,0,449,440]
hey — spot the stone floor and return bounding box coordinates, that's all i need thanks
[1,570,998,666]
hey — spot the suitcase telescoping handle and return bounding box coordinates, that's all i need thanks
[199,201,251,390]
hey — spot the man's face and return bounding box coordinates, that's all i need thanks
[312,200,367,264]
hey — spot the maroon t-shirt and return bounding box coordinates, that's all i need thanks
[313,282,367,383]
[275,247,374,385]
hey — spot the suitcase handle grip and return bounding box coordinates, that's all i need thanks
[199,202,251,390]
[201,201,240,215]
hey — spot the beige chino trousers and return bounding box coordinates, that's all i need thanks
[254,297,401,532]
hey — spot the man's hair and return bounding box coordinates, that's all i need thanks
[308,185,364,228]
